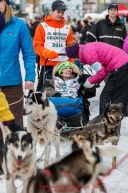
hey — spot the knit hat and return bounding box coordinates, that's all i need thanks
[6,0,14,5]
[0,12,5,33]
[58,61,73,75]
[65,44,79,59]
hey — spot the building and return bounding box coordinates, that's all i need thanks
[12,0,128,19]
[40,0,83,19]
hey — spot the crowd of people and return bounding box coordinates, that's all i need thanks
[1,0,128,172]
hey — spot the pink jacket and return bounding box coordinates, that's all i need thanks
[79,42,128,84]
[123,35,128,53]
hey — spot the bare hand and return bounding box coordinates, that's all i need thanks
[25,81,34,90]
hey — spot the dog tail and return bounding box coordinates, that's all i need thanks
[95,145,124,157]
[39,138,45,146]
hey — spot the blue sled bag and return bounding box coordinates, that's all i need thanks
[48,97,83,118]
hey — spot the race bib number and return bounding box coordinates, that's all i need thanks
[92,62,102,72]
[52,43,63,47]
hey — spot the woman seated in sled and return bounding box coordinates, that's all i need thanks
[41,61,93,98]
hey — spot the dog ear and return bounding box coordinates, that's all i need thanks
[0,122,11,142]
[41,90,47,101]
[27,90,34,98]
[119,103,124,109]
[25,132,33,144]
[105,103,110,109]
[7,132,18,144]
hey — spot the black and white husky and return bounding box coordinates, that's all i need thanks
[0,122,36,193]
[24,90,61,167]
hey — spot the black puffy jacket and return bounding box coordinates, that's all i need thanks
[85,15,127,49]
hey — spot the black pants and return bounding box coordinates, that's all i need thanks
[100,63,128,116]
[36,66,52,91]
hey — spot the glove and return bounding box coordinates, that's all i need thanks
[78,74,91,85]
[42,49,58,60]
[84,78,95,88]
[0,12,5,33]
[0,92,14,122]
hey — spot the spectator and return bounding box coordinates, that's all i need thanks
[71,18,77,32]
[33,0,74,91]
[75,20,82,33]
[0,0,35,126]
[125,16,128,33]
[26,18,34,37]
[120,14,125,24]
[65,41,128,116]
[79,20,90,44]
[86,3,127,49]
[86,16,94,30]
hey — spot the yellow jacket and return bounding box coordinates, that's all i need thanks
[0,92,14,122]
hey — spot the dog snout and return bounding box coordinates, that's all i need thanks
[116,118,120,122]
[95,147,100,154]
[72,142,79,151]
[17,156,22,160]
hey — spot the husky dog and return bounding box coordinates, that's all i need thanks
[69,130,124,157]
[88,103,124,167]
[27,139,123,193]
[0,122,36,193]
[24,90,61,167]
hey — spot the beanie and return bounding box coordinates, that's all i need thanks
[65,44,79,59]
[0,12,5,33]
[58,61,73,75]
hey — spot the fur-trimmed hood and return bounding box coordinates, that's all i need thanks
[52,63,81,77]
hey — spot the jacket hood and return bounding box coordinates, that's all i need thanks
[52,63,81,76]
[44,15,65,28]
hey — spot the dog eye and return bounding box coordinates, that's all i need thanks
[79,138,84,140]
[111,110,115,114]
[23,143,28,148]
[29,102,33,105]
[13,143,18,148]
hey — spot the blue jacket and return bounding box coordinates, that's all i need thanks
[0,16,35,86]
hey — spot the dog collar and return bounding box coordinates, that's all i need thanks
[101,132,111,141]
[43,169,52,180]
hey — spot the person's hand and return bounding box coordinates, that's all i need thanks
[25,81,34,90]
[42,49,58,60]
[84,78,95,88]
[78,74,91,85]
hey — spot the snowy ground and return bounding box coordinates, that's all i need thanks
[0,54,128,192]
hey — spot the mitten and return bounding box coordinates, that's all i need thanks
[0,12,5,33]
[42,49,58,60]
[84,78,95,88]
[0,92,14,122]
[78,74,91,85]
